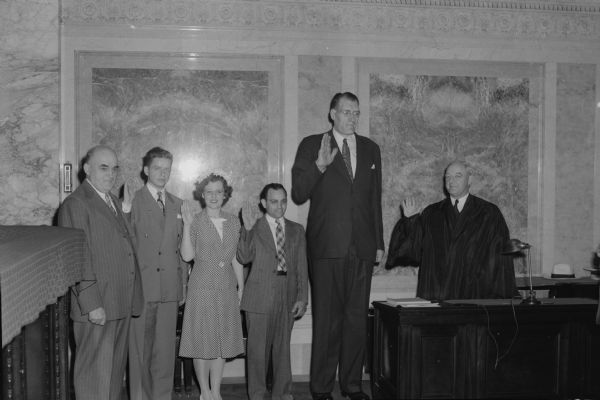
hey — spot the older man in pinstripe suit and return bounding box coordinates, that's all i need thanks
[58,145,144,400]
[237,183,309,400]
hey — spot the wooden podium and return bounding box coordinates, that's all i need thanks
[372,298,600,400]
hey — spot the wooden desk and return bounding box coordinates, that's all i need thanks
[372,298,600,400]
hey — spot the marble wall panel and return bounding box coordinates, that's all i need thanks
[370,74,530,269]
[0,0,59,225]
[89,68,273,214]
[298,55,341,137]
[555,64,596,274]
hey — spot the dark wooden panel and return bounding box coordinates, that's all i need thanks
[373,306,400,398]
[478,323,564,399]
[417,327,459,399]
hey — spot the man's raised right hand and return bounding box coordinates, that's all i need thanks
[315,134,338,171]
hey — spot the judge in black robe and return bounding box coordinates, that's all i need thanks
[386,162,517,301]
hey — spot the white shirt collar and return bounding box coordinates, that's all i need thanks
[265,214,284,244]
[450,193,469,212]
[146,183,165,201]
[332,128,355,147]
[86,179,110,199]
[265,214,284,227]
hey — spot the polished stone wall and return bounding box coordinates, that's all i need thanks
[370,74,530,262]
[0,0,59,225]
[89,67,272,213]
[298,55,341,138]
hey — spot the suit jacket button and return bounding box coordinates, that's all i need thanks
[219,261,224,267]
[157,268,160,272]
[158,251,162,255]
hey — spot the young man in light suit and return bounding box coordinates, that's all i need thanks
[58,145,144,400]
[237,183,309,400]
[123,147,187,400]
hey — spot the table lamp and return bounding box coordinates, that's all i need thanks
[502,238,540,305]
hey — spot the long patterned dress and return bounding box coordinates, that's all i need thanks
[179,210,244,359]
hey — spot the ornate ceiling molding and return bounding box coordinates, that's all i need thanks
[61,0,600,40]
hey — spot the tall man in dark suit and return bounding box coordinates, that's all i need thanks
[292,92,384,400]
[237,183,309,400]
[123,147,187,400]
[58,145,144,400]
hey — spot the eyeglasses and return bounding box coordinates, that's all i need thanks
[339,110,361,118]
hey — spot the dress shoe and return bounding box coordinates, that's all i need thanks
[341,391,370,400]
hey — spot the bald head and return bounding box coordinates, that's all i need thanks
[444,161,471,198]
[83,145,119,194]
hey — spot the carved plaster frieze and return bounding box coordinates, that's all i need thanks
[61,0,600,40]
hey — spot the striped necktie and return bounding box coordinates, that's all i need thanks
[342,138,353,180]
[157,191,165,215]
[104,193,117,216]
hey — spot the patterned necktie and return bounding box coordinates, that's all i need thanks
[454,199,460,214]
[342,138,353,180]
[104,193,117,216]
[157,191,165,215]
[275,219,287,274]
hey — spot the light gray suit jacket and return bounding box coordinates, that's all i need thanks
[58,180,144,321]
[128,186,186,303]
[237,216,308,313]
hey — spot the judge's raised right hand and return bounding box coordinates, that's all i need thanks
[315,134,338,170]
[88,307,106,326]
[402,197,421,218]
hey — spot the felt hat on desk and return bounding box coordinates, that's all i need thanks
[551,263,575,279]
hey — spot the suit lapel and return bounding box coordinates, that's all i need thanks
[283,219,295,260]
[83,181,121,226]
[354,135,368,183]
[140,186,166,243]
[256,217,277,253]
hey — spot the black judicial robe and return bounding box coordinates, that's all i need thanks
[386,195,517,300]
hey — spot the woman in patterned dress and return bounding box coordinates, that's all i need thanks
[179,173,244,400]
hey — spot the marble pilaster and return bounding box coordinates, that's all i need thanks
[555,63,596,275]
[0,0,60,225]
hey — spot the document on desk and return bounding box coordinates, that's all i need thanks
[386,297,440,307]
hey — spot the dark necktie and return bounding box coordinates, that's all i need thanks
[454,199,460,214]
[275,219,287,274]
[342,138,353,180]
[104,193,117,216]
[157,191,165,215]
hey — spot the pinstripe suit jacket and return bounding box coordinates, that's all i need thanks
[128,186,186,302]
[58,180,144,321]
[237,216,308,313]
